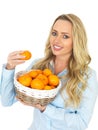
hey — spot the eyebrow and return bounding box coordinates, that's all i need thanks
[52,29,70,35]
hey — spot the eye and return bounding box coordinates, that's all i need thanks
[51,31,57,36]
[63,35,69,39]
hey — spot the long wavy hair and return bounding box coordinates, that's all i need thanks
[32,14,91,107]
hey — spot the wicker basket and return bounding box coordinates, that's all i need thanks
[14,71,61,106]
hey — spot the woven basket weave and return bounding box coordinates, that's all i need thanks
[14,71,61,106]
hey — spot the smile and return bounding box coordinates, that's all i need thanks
[53,45,63,50]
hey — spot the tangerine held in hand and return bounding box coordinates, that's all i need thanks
[20,50,32,60]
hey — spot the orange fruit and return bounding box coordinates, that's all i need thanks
[20,50,32,60]
[36,74,48,85]
[28,70,39,78]
[18,74,32,87]
[43,68,52,77]
[44,85,53,90]
[30,79,44,90]
[36,69,43,74]
[48,74,59,86]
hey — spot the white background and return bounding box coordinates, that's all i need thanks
[0,0,98,130]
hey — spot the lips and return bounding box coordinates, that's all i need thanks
[53,45,63,51]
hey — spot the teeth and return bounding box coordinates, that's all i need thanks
[54,45,61,49]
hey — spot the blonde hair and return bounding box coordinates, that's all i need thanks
[32,14,91,107]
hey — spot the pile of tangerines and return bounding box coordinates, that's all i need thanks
[17,68,60,90]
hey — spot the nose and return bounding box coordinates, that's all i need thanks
[54,35,61,43]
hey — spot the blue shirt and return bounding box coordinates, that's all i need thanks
[0,60,98,130]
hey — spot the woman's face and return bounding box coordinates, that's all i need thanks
[50,19,73,58]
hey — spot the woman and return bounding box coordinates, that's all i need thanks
[0,14,98,130]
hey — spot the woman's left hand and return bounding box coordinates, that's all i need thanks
[33,104,46,112]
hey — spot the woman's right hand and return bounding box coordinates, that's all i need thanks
[6,50,26,70]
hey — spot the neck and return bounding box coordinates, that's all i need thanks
[54,55,70,74]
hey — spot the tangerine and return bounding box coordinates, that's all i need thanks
[20,50,32,60]
[44,85,53,90]
[30,79,44,90]
[36,69,43,74]
[43,68,52,77]
[28,70,39,78]
[36,74,48,85]
[18,74,32,87]
[48,74,59,86]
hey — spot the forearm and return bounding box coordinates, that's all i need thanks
[1,64,17,106]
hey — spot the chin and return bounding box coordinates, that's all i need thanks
[52,49,61,56]
[52,52,60,56]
